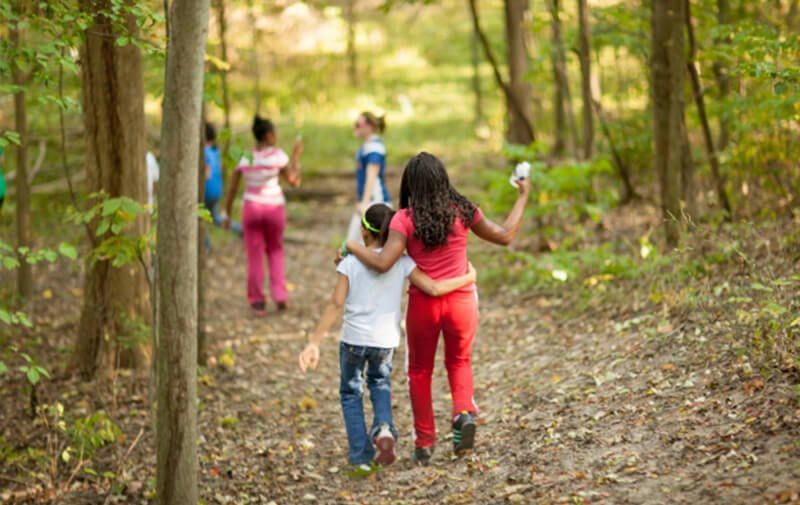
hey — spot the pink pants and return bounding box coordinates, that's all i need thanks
[242,201,287,306]
[406,290,479,449]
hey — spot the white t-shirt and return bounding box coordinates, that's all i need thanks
[336,250,417,348]
[146,151,160,208]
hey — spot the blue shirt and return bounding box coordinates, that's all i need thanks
[355,136,390,203]
[204,146,223,201]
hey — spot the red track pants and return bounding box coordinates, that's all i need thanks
[406,290,479,449]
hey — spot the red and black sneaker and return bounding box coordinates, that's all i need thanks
[452,411,477,455]
[372,423,396,466]
[250,301,266,317]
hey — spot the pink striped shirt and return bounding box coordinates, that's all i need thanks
[236,147,289,206]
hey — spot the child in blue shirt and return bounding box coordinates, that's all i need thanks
[346,112,390,242]
[299,203,476,470]
[204,123,241,247]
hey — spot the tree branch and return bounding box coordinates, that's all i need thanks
[466,0,535,142]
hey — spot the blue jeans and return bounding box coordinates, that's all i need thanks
[204,197,242,249]
[339,342,397,465]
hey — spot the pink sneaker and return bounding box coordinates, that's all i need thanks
[372,424,396,466]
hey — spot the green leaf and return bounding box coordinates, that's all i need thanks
[0,361,7,374]
[26,367,40,385]
[59,243,78,260]
[2,256,20,270]
[96,219,110,236]
[0,309,10,325]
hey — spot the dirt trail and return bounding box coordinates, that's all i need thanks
[3,175,799,505]
[192,189,800,505]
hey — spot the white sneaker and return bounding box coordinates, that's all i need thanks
[372,423,396,466]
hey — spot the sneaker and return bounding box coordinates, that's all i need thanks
[347,462,379,479]
[276,301,288,311]
[251,302,266,316]
[412,446,434,466]
[372,424,396,466]
[452,411,477,455]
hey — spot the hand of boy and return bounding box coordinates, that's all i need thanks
[298,343,320,372]
[466,261,477,283]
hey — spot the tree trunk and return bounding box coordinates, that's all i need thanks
[680,110,695,216]
[547,0,578,156]
[10,14,32,303]
[712,0,731,151]
[504,0,534,145]
[577,0,594,159]
[470,29,483,124]
[685,0,733,219]
[197,108,207,366]
[467,0,535,142]
[215,0,231,177]
[592,98,636,202]
[651,0,684,247]
[71,0,150,379]
[156,0,208,502]
[248,0,261,113]
[345,0,357,87]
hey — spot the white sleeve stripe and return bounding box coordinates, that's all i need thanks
[362,141,386,156]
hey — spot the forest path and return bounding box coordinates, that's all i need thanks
[192,176,800,505]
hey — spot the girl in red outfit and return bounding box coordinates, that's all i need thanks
[343,152,530,463]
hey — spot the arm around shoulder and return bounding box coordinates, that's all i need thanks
[344,229,407,273]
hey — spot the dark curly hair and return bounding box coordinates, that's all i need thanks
[399,152,477,250]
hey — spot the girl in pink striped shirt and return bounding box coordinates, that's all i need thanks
[222,116,302,316]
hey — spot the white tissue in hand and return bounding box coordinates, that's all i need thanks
[509,161,531,187]
[514,161,531,179]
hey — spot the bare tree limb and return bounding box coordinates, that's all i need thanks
[466,0,535,142]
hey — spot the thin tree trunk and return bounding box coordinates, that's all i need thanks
[216,0,231,177]
[504,0,534,145]
[10,12,32,303]
[156,0,208,502]
[680,110,695,216]
[71,0,150,378]
[685,0,733,219]
[789,0,799,29]
[652,0,684,247]
[248,0,261,113]
[577,0,594,159]
[592,98,636,202]
[467,0,535,142]
[712,0,731,151]
[197,108,207,366]
[345,0,357,87]
[547,0,578,156]
[549,0,565,155]
[470,29,483,124]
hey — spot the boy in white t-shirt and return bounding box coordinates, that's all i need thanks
[298,203,476,472]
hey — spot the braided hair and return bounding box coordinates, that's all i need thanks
[399,152,477,250]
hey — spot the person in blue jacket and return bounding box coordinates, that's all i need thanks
[346,111,390,243]
[204,122,241,248]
